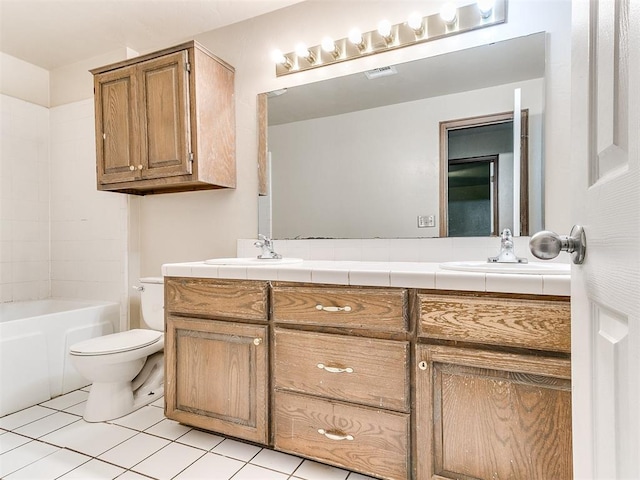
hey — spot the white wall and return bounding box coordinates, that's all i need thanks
[0,91,129,325]
[49,99,129,326]
[0,53,49,107]
[269,78,543,239]
[43,0,572,277]
[1,0,572,295]
[0,94,50,302]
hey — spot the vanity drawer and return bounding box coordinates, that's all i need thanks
[165,277,269,322]
[418,293,571,353]
[274,328,409,412]
[274,391,410,480]
[272,285,408,332]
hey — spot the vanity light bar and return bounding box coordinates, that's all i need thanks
[273,0,506,77]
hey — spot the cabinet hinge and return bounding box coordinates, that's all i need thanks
[189,152,194,162]
[186,62,191,73]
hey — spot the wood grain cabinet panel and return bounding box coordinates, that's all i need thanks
[274,328,410,412]
[274,391,410,480]
[164,277,268,322]
[418,293,571,353]
[415,344,572,480]
[94,65,139,185]
[165,315,268,444]
[272,285,408,332]
[92,40,235,195]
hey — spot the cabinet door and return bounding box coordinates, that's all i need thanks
[137,51,192,180]
[94,65,140,184]
[165,315,268,444]
[415,344,572,480]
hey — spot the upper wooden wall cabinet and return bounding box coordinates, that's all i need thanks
[91,41,235,195]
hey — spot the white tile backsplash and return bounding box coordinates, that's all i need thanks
[1,95,128,319]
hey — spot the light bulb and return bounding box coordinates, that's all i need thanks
[321,37,334,52]
[270,49,292,70]
[270,49,286,64]
[321,36,340,59]
[295,43,310,58]
[477,0,495,17]
[294,42,316,65]
[407,12,424,35]
[377,19,392,38]
[440,3,457,24]
[348,28,365,51]
[348,28,362,45]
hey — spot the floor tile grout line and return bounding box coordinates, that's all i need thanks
[4,390,374,480]
[0,404,59,430]
[1,440,64,478]
[51,452,96,480]
[12,416,83,442]
[163,446,208,480]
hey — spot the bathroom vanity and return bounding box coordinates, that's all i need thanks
[162,261,571,480]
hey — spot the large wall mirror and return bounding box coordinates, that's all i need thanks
[259,32,546,239]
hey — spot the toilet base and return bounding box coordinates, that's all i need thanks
[83,381,164,423]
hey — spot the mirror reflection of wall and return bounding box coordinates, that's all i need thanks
[262,33,546,240]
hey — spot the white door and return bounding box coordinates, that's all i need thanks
[570,0,639,478]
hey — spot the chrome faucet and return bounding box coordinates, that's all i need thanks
[488,228,528,264]
[254,234,282,260]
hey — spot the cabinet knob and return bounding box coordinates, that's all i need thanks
[253,338,262,346]
[317,428,354,441]
[137,165,143,170]
[129,165,135,171]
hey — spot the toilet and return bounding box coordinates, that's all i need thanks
[69,277,165,422]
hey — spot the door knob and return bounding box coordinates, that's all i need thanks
[529,225,586,265]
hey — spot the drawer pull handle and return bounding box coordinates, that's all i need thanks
[317,429,354,441]
[317,363,354,374]
[315,304,352,312]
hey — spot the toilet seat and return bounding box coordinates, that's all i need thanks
[70,329,163,356]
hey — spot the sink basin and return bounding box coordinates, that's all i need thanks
[439,261,570,275]
[204,257,303,266]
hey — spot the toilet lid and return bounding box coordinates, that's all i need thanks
[70,329,163,356]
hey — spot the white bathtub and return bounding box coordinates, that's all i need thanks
[0,299,119,416]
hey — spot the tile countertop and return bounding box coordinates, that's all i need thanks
[161,260,571,297]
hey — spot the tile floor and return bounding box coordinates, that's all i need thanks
[0,388,377,480]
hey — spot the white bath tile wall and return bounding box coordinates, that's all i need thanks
[0,94,50,303]
[49,99,128,326]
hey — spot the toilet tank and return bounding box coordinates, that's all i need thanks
[139,277,164,331]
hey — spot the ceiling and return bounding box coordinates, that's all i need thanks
[0,0,303,71]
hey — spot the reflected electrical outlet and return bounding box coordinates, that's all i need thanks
[418,215,436,228]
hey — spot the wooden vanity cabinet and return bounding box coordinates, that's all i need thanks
[415,292,572,480]
[161,277,573,479]
[91,41,235,195]
[164,278,269,444]
[272,284,411,480]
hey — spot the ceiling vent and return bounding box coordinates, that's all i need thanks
[364,66,398,79]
